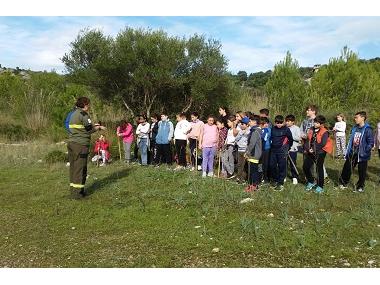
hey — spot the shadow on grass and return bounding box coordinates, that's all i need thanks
[326,166,341,184]
[86,168,133,196]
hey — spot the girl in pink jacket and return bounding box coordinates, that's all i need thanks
[117,120,134,163]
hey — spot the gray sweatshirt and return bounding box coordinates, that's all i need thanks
[289,125,301,152]
[235,128,250,153]
[246,126,262,161]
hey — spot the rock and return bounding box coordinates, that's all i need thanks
[240,198,254,204]
[71,227,76,230]
[212,248,220,253]
[267,213,274,218]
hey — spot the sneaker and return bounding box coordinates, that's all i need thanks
[190,167,195,172]
[274,185,284,191]
[174,166,183,171]
[207,172,214,177]
[197,165,202,171]
[226,173,236,180]
[314,186,324,194]
[305,182,316,191]
[356,187,364,193]
[284,178,287,182]
[292,178,298,185]
[325,177,330,184]
[100,163,105,167]
[244,184,258,193]
[202,172,207,178]
[339,184,348,190]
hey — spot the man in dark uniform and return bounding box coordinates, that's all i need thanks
[67,97,106,198]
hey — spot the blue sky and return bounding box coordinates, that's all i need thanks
[1,16,380,73]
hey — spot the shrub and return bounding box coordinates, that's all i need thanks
[44,150,68,164]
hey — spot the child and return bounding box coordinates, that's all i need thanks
[259,117,271,184]
[285,115,301,185]
[333,113,347,159]
[92,134,111,166]
[136,115,150,166]
[199,116,218,178]
[133,115,140,162]
[187,112,204,171]
[375,121,380,159]
[245,115,262,192]
[216,119,228,177]
[221,115,237,179]
[235,116,250,183]
[149,114,159,165]
[270,115,293,191]
[339,111,374,192]
[155,112,174,166]
[117,119,134,163]
[174,113,192,170]
[303,115,333,193]
[259,108,273,128]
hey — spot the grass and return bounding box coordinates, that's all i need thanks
[0,143,379,268]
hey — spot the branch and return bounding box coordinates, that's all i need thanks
[181,97,193,113]
[121,98,135,118]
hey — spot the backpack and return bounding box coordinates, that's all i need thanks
[64,109,76,134]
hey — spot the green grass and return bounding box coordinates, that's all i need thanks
[0,143,379,267]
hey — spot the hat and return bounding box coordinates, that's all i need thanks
[241,117,249,124]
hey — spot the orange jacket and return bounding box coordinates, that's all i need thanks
[307,126,333,154]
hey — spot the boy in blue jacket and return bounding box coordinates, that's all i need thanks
[260,117,271,184]
[339,111,374,192]
[155,112,174,166]
[269,115,293,191]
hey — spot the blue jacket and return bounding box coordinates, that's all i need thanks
[270,126,293,152]
[345,123,374,162]
[261,127,271,151]
[155,120,174,145]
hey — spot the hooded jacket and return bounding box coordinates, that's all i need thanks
[246,126,262,162]
[345,122,374,162]
[155,119,174,145]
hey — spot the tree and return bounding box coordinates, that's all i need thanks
[310,47,380,123]
[265,51,308,118]
[62,28,230,118]
[237,70,248,83]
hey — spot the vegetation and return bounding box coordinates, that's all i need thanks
[0,143,379,267]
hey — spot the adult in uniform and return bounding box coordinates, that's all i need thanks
[67,97,106,198]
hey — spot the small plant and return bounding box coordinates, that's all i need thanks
[44,150,67,164]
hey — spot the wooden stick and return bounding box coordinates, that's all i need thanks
[217,150,221,178]
[117,135,122,161]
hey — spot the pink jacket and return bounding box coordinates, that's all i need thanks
[201,124,218,148]
[187,119,204,140]
[117,124,134,143]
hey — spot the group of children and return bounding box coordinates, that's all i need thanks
[91,105,379,193]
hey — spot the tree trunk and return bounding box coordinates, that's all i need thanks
[122,98,135,118]
[181,97,193,113]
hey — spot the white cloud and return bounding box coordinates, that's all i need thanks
[1,16,380,73]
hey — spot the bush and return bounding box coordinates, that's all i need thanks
[0,123,32,142]
[44,150,68,164]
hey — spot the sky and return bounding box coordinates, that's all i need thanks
[1,16,380,74]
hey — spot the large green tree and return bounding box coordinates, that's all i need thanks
[265,51,308,118]
[62,28,230,118]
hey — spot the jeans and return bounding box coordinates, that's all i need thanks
[175,139,187,166]
[339,153,368,189]
[303,152,326,188]
[157,143,172,165]
[202,146,216,174]
[248,161,260,186]
[270,150,287,185]
[138,138,148,165]
[123,141,132,162]
[221,145,235,175]
[237,152,247,181]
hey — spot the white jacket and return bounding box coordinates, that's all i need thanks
[136,123,150,139]
[174,120,192,140]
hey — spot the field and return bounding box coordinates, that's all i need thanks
[0,143,379,268]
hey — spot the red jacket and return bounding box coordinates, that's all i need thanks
[94,140,111,160]
[307,126,333,154]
